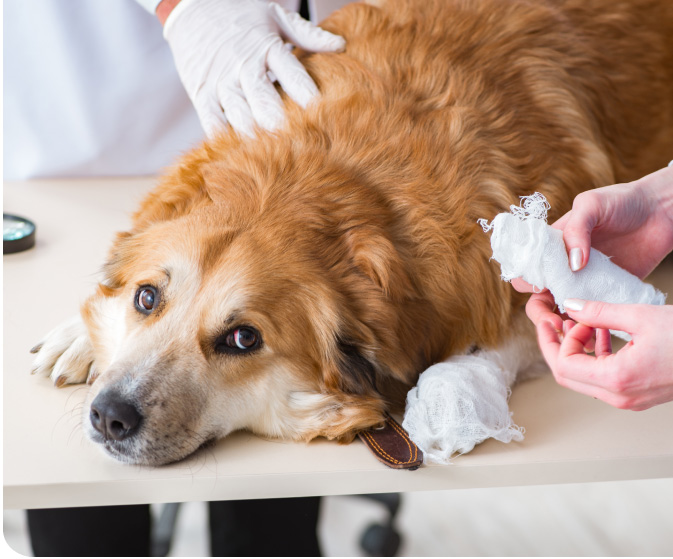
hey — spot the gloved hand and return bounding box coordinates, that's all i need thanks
[163,0,346,138]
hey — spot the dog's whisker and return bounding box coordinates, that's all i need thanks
[63,385,90,410]
[66,421,84,447]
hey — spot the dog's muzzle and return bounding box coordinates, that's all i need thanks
[89,389,143,442]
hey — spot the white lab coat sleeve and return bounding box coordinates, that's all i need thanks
[3,0,343,179]
[308,0,353,23]
[135,0,301,15]
[135,0,162,13]
[3,0,204,179]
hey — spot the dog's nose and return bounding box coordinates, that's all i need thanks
[90,390,142,441]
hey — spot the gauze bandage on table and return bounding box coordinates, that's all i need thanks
[478,193,666,340]
[403,350,524,464]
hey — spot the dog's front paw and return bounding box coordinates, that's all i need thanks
[31,316,97,387]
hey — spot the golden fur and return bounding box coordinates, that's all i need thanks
[36,0,673,465]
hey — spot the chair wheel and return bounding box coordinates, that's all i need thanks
[360,522,402,556]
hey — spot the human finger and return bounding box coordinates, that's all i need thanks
[550,209,571,231]
[238,60,285,132]
[559,322,597,359]
[535,320,562,370]
[549,352,645,410]
[551,337,605,392]
[562,318,576,338]
[594,328,613,357]
[553,323,630,394]
[270,3,347,52]
[556,317,595,353]
[267,42,320,109]
[560,191,601,272]
[511,277,547,293]
[217,83,256,138]
[563,299,642,335]
[526,291,562,330]
[193,91,229,139]
[583,328,596,353]
[552,371,621,403]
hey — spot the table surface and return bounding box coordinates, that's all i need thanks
[4,178,673,510]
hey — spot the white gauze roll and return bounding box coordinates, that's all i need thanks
[478,193,666,340]
[402,351,524,464]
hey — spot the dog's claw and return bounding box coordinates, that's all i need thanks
[30,316,95,387]
[86,363,100,385]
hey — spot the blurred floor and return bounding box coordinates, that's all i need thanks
[5,478,672,556]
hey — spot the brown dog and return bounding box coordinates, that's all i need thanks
[32,0,673,465]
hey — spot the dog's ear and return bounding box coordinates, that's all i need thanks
[296,334,387,442]
[98,230,137,293]
[342,225,416,302]
[131,174,213,231]
[333,337,378,396]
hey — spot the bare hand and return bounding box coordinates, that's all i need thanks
[526,292,673,410]
[512,165,673,293]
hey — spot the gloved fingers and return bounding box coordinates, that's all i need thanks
[193,91,229,139]
[269,2,346,53]
[216,82,257,138]
[239,59,285,132]
[267,42,319,108]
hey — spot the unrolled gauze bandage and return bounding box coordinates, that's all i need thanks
[478,193,666,340]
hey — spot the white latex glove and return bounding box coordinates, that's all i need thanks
[164,0,346,138]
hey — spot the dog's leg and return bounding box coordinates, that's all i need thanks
[403,312,545,464]
[477,311,549,384]
[30,315,97,387]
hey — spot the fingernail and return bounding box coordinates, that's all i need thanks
[564,298,585,311]
[569,248,583,271]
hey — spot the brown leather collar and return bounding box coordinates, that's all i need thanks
[359,415,423,470]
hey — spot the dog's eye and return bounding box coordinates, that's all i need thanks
[135,286,158,314]
[216,327,261,354]
[231,328,259,349]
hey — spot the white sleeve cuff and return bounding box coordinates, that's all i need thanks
[135,0,163,14]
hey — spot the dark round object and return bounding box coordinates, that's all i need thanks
[233,327,258,349]
[137,287,156,311]
[360,523,402,557]
[90,391,143,441]
[3,213,36,254]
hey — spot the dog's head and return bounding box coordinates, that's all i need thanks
[80,153,437,465]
